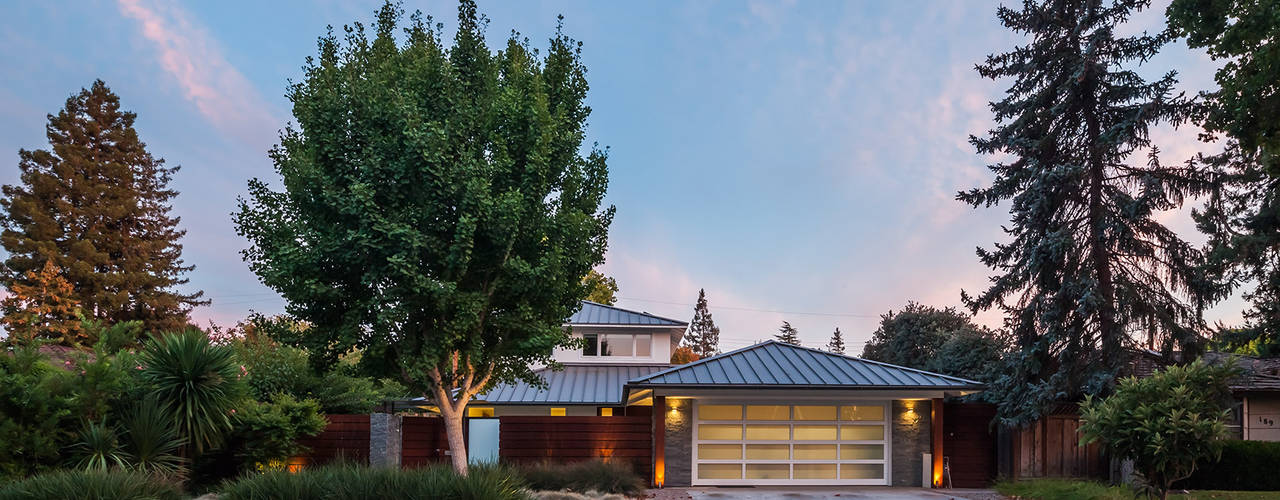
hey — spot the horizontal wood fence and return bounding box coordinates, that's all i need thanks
[498,416,652,480]
[402,415,450,467]
[289,414,371,470]
[943,402,997,487]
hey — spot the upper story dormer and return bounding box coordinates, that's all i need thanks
[552,300,688,364]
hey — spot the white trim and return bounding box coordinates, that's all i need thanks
[690,400,891,486]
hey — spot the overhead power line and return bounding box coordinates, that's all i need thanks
[616,296,882,318]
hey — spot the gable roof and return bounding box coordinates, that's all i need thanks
[476,363,672,405]
[568,300,688,327]
[627,340,983,389]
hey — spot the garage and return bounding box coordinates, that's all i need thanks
[692,402,889,485]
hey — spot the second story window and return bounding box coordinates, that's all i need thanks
[582,333,651,358]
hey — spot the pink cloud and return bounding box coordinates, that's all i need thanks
[116,0,279,148]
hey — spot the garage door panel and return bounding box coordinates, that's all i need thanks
[693,401,889,485]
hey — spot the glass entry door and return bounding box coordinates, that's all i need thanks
[692,402,889,485]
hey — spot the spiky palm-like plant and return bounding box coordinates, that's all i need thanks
[126,400,186,476]
[70,420,130,471]
[140,330,242,456]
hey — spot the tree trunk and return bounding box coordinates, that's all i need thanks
[1083,59,1121,370]
[433,387,470,475]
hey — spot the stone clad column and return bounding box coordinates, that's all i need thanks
[369,413,403,468]
[891,399,932,486]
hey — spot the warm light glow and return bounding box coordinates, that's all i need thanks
[550,407,567,416]
[600,408,613,416]
[655,458,665,488]
[467,407,494,417]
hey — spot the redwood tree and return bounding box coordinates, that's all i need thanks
[1,80,203,334]
[0,259,83,345]
[234,2,612,473]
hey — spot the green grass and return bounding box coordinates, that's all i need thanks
[996,478,1280,500]
[0,469,185,500]
[218,462,529,500]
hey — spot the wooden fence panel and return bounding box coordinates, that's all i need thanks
[401,416,450,467]
[943,402,997,487]
[1010,412,1107,480]
[498,416,652,481]
[289,414,371,470]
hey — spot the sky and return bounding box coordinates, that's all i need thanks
[0,0,1244,353]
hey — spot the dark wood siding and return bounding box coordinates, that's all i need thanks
[401,415,450,467]
[943,402,997,487]
[498,415,652,481]
[289,414,371,469]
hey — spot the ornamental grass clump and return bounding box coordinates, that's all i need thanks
[0,469,184,500]
[218,463,528,500]
[1079,359,1239,500]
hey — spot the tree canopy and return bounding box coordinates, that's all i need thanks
[582,269,618,305]
[233,1,612,473]
[775,321,800,345]
[961,0,1211,423]
[861,302,1005,383]
[1,80,203,335]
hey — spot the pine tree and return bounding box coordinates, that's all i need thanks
[682,288,720,357]
[1,81,204,334]
[1,259,84,346]
[775,321,800,346]
[827,327,845,355]
[960,0,1212,423]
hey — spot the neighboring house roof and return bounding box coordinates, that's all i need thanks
[567,300,688,327]
[475,363,672,405]
[1203,352,1280,392]
[626,340,984,390]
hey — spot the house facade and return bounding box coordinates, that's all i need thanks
[469,301,984,487]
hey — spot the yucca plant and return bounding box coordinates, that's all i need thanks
[140,330,243,456]
[69,420,131,471]
[126,400,186,476]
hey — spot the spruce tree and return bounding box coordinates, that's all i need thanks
[1,80,204,334]
[0,259,83,346]
[827,327,845,355]
[775,321,800,346]
[683,288,720,357]
[961,0,1212,423]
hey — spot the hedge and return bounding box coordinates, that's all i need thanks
[1177,440,1280,491]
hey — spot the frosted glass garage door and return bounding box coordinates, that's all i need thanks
[692,402,889,485]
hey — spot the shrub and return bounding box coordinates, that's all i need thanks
[68,421,129,471]
[0,348,76,479]
[227,393,327,470]
[1177,440,1280,491]
[141,330,243,455]
[123,401,186,477]
[0,469,183,500]
[518,461,645,496]
[1079,359,1239,500]
[218,463,528,500]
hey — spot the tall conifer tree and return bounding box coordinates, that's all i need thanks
[775,321,800,346]
[827,327,845,355]
[1,81,204,334]
[961,0,1211,423]
[683,288,720,357]
[0,260,83,345]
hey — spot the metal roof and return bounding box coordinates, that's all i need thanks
[476,363,672,405]
[567,300,688,327]
[627,340,984,389]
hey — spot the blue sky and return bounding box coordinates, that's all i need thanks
[0,0,1239,352]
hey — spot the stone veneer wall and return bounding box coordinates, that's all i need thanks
[891,399,932,486]
[369,413,403,468]
[663,398,693,487]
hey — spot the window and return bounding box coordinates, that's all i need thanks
[550,408,567,416]
[599,407,613,417]
[467,407,494,417]
[580,333,652,358]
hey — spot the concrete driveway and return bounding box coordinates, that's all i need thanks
[648,487,1003,500]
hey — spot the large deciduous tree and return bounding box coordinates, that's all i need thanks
[861,302,1004,382]
[1169,0,1280,356]
[1,80,203,334]
[234,2,612,473]
[582,269,618,305]
[960,0,1211,424]
[682,288,720,357]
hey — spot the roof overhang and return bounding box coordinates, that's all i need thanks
[621,383,984,405]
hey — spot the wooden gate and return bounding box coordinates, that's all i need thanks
[943,402,997,487]
[401,415,450,467]
[1008,410,1106,479]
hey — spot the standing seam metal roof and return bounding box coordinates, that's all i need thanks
[567,301,688,326]
[476,363,672,404]
[627,340,983,388]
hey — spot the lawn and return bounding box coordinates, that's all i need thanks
[995,479,1280,500]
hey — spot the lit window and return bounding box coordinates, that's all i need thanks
[579,333,652,358]
[466,407,494,417]
[550,407,567,416]
[599,407,613,416]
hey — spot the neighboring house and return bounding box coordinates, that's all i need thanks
[1131,349,1280,442]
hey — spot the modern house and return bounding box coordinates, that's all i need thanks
[470,300,986,487]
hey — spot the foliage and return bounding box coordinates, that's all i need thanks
[0,469,184,500]
[217,463,529,500]
[233,1,612,472]
[827,327,845,355]
[0,347,76,479]
[517,460,644,496]
[69,339,146,422]
[231,334,405,414]
[681,289,720,357]
[962,0,1211,424]
[582,270,618,305]
[861,302,1006,382]
[996,478,1279,500]
[1177,440,1280,491]
[140,330,243,455]
[69,420,130,471]
[225,393,326,472]
[0,80,204,334]
[0,260,83,346]
[123,400,186,477]
[774,321,800,345]
[1167,0,1280,173]
[670,346,700,365]
[1080,360,1239,500]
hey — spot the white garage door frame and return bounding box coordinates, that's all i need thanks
[691,399,892,486]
